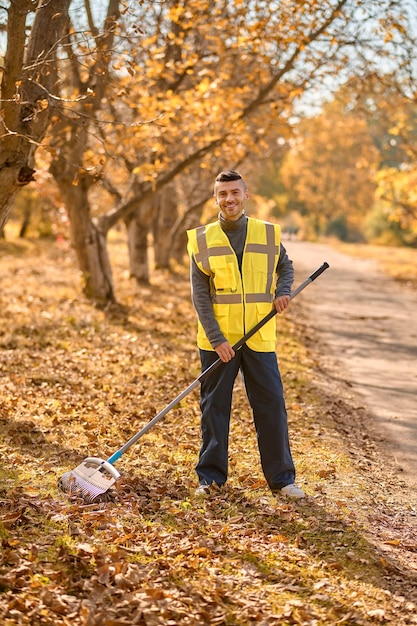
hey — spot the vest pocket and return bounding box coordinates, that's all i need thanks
[254,303,276,341]
[212,261,238,292]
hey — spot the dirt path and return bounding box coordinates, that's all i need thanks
[286,239,417,490]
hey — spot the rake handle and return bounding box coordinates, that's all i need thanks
[106,261,329,464]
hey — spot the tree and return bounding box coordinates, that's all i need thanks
[47,0,123,302]
[281,98,379,239]
[2,0,416,302]
[0,0,71,231]
[354,76,417,243]
[279,71,417,243]
[90,0,403,278]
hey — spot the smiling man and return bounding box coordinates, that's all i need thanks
[187,170,305,500]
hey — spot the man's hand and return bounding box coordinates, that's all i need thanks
[273,295,291,314]
[215,341,235,363]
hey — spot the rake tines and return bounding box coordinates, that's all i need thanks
[58,457,121,503]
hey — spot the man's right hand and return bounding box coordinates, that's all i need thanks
[215,341,235,363]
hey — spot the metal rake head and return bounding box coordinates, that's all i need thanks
[58,457,121,503]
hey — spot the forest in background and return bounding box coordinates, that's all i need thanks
[1,0,417,305]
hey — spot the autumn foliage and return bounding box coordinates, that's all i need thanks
[2,0,417,307]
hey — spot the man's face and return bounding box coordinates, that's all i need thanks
[214,179,248,221]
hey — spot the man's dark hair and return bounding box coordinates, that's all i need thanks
[214,170,247,193]
[215,170,243,183]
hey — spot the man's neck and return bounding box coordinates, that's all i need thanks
[219,211,246,231]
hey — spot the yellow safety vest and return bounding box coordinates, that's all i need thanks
[187,217,281,352]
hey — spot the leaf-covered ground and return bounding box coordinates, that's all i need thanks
[1,236,416,625]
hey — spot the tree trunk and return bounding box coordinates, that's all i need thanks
[165,195,209,266]
[171,223,192,265]
[19,206,32,238]
[124,197,155,284]
[0,0,71,231]
[152,185,179,270]
[54,170,115,302]
[127,221,150,284]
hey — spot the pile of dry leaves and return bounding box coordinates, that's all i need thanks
[0,237,416,625]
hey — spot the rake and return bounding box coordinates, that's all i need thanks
[58,262,329,502]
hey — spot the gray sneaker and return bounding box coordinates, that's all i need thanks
[195,483,211,497]
[280,483,305,499]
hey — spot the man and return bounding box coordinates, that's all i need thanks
[186,170,304,500]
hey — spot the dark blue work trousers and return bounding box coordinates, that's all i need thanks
[197,345,296,490]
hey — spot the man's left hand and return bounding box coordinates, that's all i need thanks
[273,295,290,314]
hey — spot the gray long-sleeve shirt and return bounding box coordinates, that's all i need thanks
[190,214,294,349]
